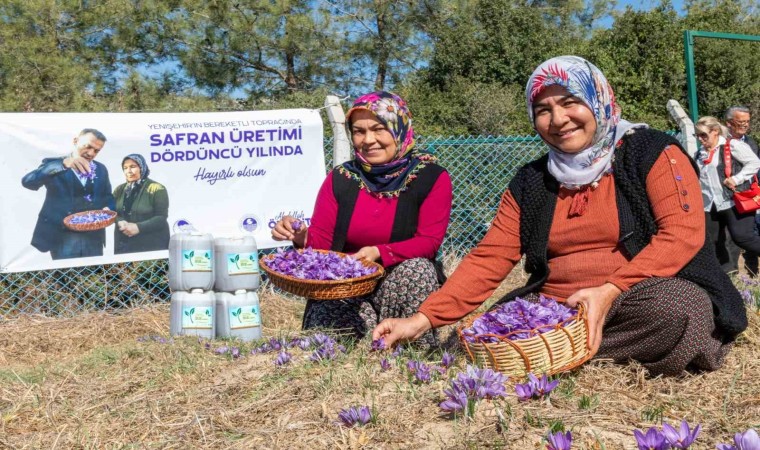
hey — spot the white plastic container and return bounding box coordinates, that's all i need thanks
[214,236,260,292]
[215,289,262,341]
[168,231,215,291]
[170,289,216,339]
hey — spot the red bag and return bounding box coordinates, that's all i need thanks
[722,139,760,214]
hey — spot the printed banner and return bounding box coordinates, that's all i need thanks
[0,110,325,273]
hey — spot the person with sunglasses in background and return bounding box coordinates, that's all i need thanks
[696,115,760,278]
[724,107,760,276]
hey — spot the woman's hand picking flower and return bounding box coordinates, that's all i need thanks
[372,312,432,347]
[271,215,307,247]
[565,282,621,357]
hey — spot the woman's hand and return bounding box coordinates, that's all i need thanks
[724,177,737,191]
[352,246,380,263]
[372,313,432,348]
[271,215,307,247]
[118,220,140,237]
[564,282,621,357]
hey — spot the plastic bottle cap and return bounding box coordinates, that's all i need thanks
[191,288,204,294]
[235,289,247,295]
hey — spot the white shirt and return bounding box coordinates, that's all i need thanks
[698,136,760,212]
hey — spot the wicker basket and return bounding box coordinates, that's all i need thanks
[259,250,385,300]
[63,210,118,232]
[458,304,591,378]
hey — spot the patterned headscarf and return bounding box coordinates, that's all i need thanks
[526,56,643,190]
[122,153,150,181]
[339,91,435,197]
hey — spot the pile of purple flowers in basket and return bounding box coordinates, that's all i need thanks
[267,247,378,281]
[461,296,576,343]
[68,211,114,225]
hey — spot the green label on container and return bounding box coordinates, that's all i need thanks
[182,249,212,272]
[226,252,259,275]
[182,306,213,329]
[229,305,260,329]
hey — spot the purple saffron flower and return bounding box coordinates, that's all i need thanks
[230,347,241,359]
[214,346,229,355]
[633,427,670,450]
[291,220,302,231]
[380,358,391,371]
[662,420,701,449]
[391,345,403,358]
[204,342,211,350]
[528,373,560,397]
[337,406,372,427]
[515,382,535,402]
[439,385,469,413]
[547,430,573,450]
[722,429,760,450]
[441,352,455,368]
[275,350,292,366]
[371,337,386,352]
[414,363,433,383]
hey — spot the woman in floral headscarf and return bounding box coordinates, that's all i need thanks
[373,56,746,376]
[272,91,452,343]
[113,153,170,254]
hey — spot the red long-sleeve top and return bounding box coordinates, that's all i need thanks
[418,146,704,327]
[306,170,453,267]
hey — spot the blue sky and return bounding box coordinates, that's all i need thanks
[600,0,686,27]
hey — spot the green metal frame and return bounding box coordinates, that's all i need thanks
[684,30,760,122]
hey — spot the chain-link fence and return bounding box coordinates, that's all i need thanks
[0,135,546,318]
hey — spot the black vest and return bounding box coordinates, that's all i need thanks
[331,163,447,283]
[500,128,747,338]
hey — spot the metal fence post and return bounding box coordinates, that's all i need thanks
[324,95,352,168]
[667,99,698,159]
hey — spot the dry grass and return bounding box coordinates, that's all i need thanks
[1,270,759,449]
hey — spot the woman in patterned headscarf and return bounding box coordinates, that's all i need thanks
[373,56,746,376]
[113,153,170,254]
[272,91,452,344]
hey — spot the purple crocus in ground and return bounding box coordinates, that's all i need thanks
[230,347,241,359]
[337,406,372,427]
[529,373,560,397]
[441,352,455,368]
[413,363,432,383]
[439,384,469,414]
[391,345,403,357]
[716,428,760,450]
[379,358,391,371]
[214,346,229,355]
[439,365,508,417]
[633,427,670,450]
[662,420,701,449]
[371,337,386,352]
[515,373,559,401]
[546,430,573,450]
[515,382,535,402]
[275,350,292,366]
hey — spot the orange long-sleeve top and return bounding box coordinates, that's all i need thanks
[418,145,705,328]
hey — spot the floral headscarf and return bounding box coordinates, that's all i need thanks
[526,56,643,191]
[339,91,435,197]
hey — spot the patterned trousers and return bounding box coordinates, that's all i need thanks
[303,258,440,346]
[596,277,731,376]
